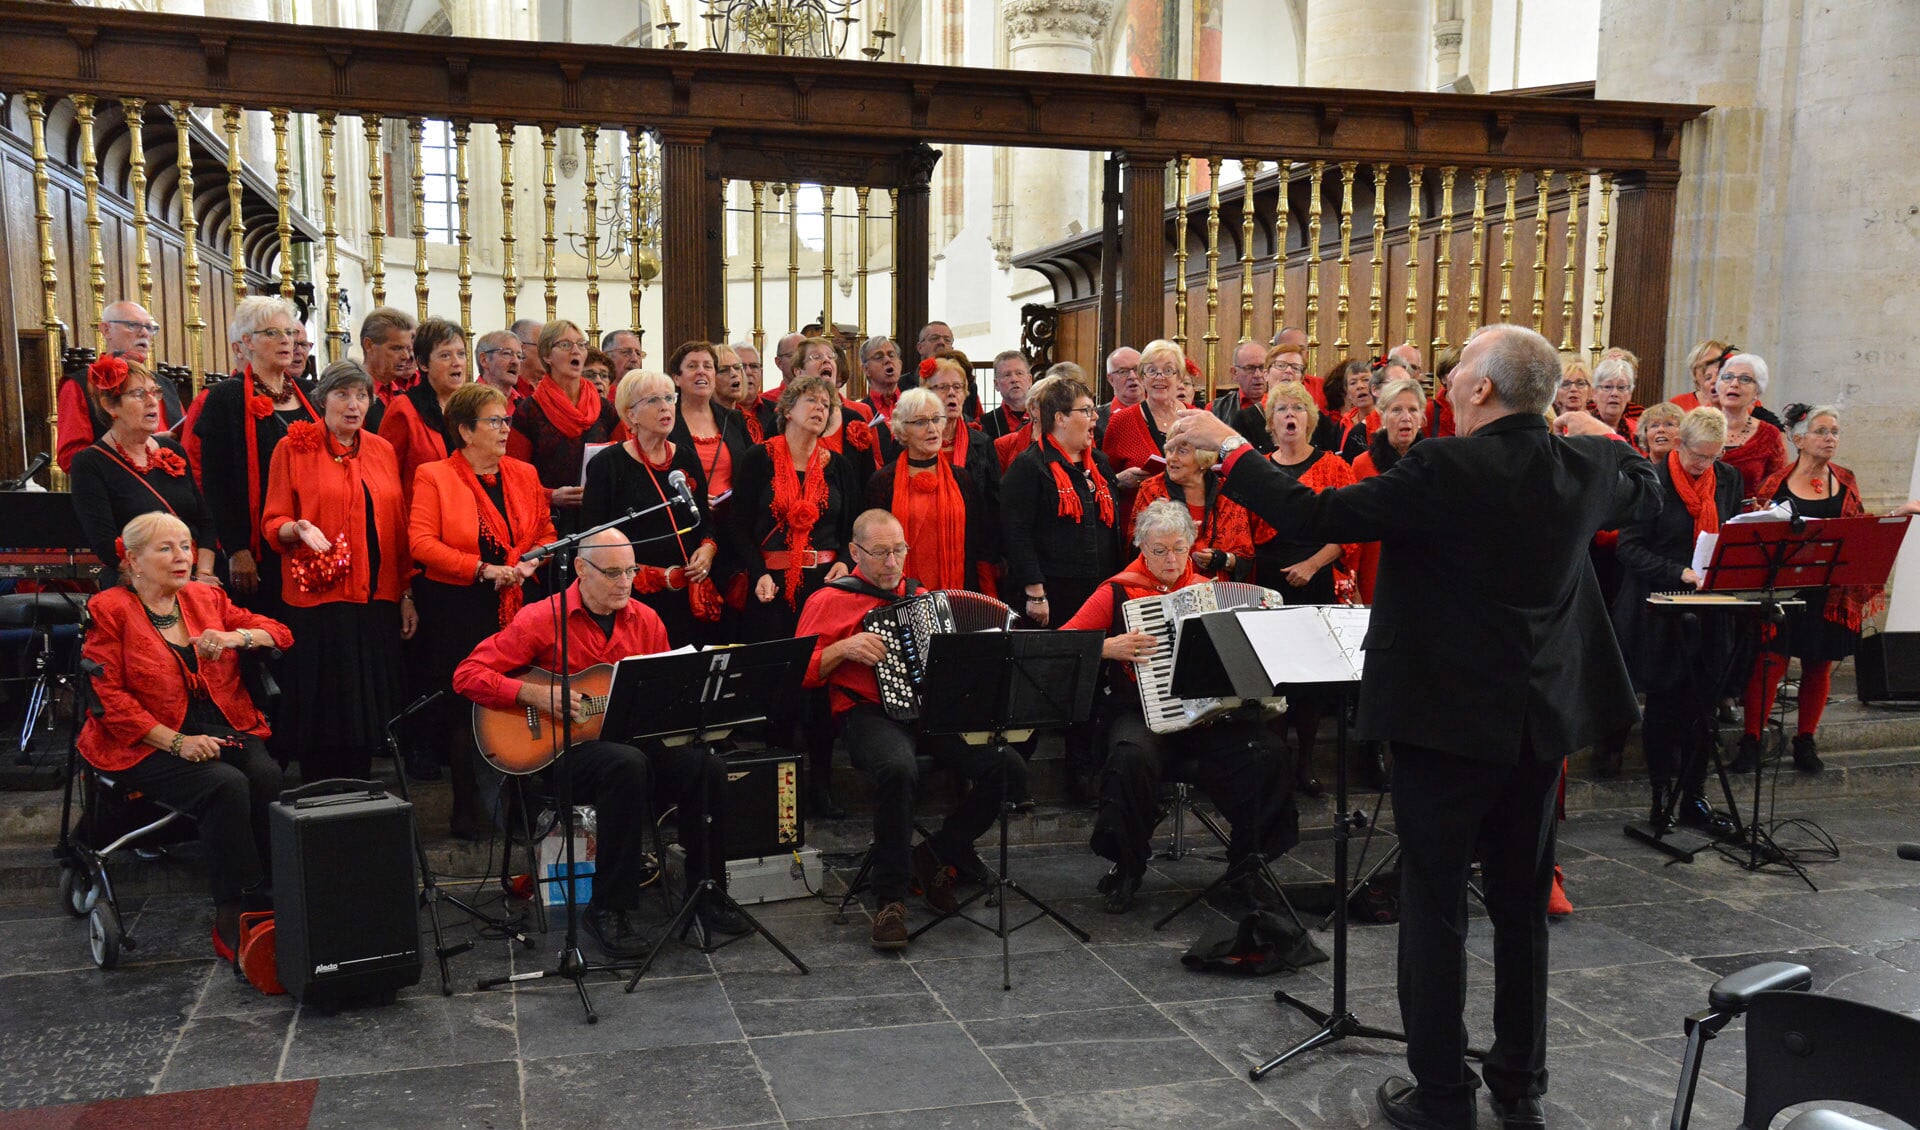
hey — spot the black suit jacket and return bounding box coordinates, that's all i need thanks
[1222,412,1661,764]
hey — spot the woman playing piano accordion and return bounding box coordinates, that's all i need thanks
[1061,500,1295,914]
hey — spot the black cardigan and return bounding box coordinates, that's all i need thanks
[668,400,755,496]
[579,440,713,569]
[1000,441,1119,589]
[195,374,317,558]
[726,442,862,587]
[1612,459,1745,695]
[69,436,215,583]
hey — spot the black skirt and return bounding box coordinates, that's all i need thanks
[1767,595,1860,664]
[276,599,404,756]
[412,577,505,692]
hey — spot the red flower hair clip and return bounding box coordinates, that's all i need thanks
[87,354,130,396]
[918,358,940,380]
[1184,357,1202,379]
[148,447,187,477]
[114,536,128,561]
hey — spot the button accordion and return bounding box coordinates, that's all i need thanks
[862,589,1016,722]
[1121,581,1286,733]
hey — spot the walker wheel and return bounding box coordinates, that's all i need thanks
[88,902,122,969]
[58,866,92,918]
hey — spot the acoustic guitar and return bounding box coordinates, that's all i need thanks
[471,664,615,775]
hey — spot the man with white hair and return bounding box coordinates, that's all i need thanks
[1096,345,1143,443]
[601,329,644,378]
[1209,339,1270,427]
[858,335,905,423]
[980,350,1033,440]
[56,299,188,472]
[475,329,533,403]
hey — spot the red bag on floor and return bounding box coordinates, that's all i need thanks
[238,911,285,995]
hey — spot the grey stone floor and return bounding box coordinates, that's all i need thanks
[2,797,1918,1129]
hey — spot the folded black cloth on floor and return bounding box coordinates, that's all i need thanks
[1181,909,1328,976]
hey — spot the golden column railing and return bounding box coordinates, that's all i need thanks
[1405,165,1423,350]
[1466,168,1486,329]
[363,114,386,309]
[749,180,766,354]
[627,131,644,333]
[1591,173,1613,364]
[225,107,246,307]
[855,185,871,340]
[123,98,153,309]
[581,124,601,340]
[1532,169,1551,334]
[173,101,204,381]
[1560,173,1580,351]
[498,122,517,323]
[820,185,836,331]
[1432,167,1454,359]
[408,117,428,321]
[1498,168,1517,321]
[454,122,473,332]
[1270,158,1288,338]
[73,95,105,346]
[26,93,63,487]
[1239,158,1259,345]
[318,112,340,356]
[786,183,800,332]
[1203,158,1221,384]
[1366,162,1386,355]
[1172,157,1190,355]
[719,177,730,339]
[1334,161,1354,357]
[1304,160,1324,372]
[540,125,557,322]
[268,109,292,301]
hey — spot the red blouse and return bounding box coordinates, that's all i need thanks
[1127,473,1256,581]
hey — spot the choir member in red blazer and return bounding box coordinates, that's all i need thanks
[56,301,187,473]
[796,511,1025,950]
[867,387,996,593]
[1101,339,1188,528]
[80,512,291,964]
[263,360,418,783]
[410,383,556,839]
[1715,352,1790,498]
[1347,377,1427,605]
[508,319,620,532]
[1124,437,1255,582]
[379,316,469,505]
[454,529,745,955]
[1061,500,1293,913]
[195,296,319,616]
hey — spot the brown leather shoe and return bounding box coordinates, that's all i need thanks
[911,841,961,915]
[870,901,909,950]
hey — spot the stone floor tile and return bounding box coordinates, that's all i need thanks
[524,1042,779,1127]
[282,986,518,1078]
[1579,898,1829,960]
[155,1011,292,1093]
[787,1100,1039,1129]
[725,959,947,1037]
[965,1004,1232,1099]
[1024,1077,1293,1129]
[749,1021,1013,1120]
[911,944,1144,1021]
[515,971,742,1058]
[1742,887,1920,947]
[307,1060,521,1130]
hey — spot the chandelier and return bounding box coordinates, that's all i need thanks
[564,132,662,287]
[651,0,894,59]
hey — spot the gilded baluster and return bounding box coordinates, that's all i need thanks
[123,99,153,309]
[1172,157,1190,354]
[74,96,106,345]
[273,109,295,301]
[454,122,473,332]
[628,131,644,333]
[1203,158,1221,388]
[1499,169,1518,321]
[1560,171,1580,351]
[787,184,800,331]
[582,124,601,340]
[363,114,386,310]
[540,125,558,322]
[1433,167,1455,358]
[856,185,871,340]
[174,102,205,383]
[1239,158,1259,345]
[718,177,730,341]
[499,122,517,322]
[407,118,428,321]
[224,107,247,307]
[1304,161,1324,372]
[1270,158,1288,338]
[750,180,766,355]
[1335,161,1354,356]
[318,112,341,359]
[1367,162,1387,354]
[820,185,835,332]
[1590,173,1613,365]
[1405,166,1423,350]
[1532,169,1551,333]
[26,93,65,487]
[1466,169,1487,329]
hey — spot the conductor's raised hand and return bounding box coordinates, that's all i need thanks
[1164,409,1236,456]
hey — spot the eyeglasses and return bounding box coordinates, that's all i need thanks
[474,415,512,430]
[1065,405,1100,419]
[1109,365,1138,376]
[1142,545,1192,560]
[249,327,296,340]
[635,394,679,409]
[478,347,516,357]
[587,563,644,580]
[899,415,945,429]
[1268,362,1306,376]
[924,383,967,396]
[1141,364,1182,379]
[121,386,165,401]
[105,318,160,335]
[856,543,911,560]
[1720,373,1758,386]
[1594,382,1633,394]
[1805,427,1841,438]
[1557,379,1592,391]
[551,340,588,353]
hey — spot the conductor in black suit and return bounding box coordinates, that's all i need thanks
[1168,325,1660,1130]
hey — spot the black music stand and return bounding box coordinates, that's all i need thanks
[616,638,817,989]
[0,492,95,767]
[912,629,1102,989]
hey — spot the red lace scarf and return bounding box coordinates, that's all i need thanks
[768,436,830,608]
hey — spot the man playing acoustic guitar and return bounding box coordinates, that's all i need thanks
[455,528,748,958]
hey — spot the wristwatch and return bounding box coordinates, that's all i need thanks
[1217,435,1250,462]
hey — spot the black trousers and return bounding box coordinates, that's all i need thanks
[112,735,283,903]
[841,703,1027,903]
[553,740,727,911]
[1642,684,1715,795]
[1390,743,1561,1118]
[1091,706,1295,876]
[1042,573,1103,778]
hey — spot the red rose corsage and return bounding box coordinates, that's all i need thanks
[87,354,130,396]
[283,420,324,454]
[918,358,940,380]
[786,500,820,534]
[148,447,187,477]
[843,418,874,451]
[114,536,128,561]
[287,531,352,594]
[247,394,275,420]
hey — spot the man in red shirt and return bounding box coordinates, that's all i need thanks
[455,529,747,958]
[796,510,1025,950]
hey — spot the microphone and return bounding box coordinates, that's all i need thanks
[1899,844,1920,862]
[667,469,698,513]
[3,452,50,490]
[391,689,444,724]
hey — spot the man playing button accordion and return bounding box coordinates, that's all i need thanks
[797,509,1027,950]
[1061,499,1297,913]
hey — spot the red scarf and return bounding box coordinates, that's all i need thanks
[530,376,603,441]
[449,454,534,625]
[1042,433,1114,526]
[943,420,971,470]
[1667,449,1721,544]
[768,436,830,609]
[241,366,317,557]
[890,455,968,591]
[1115,554,1199,598]
[741,408,765,444]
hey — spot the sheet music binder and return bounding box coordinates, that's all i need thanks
[1172,604,1370,699]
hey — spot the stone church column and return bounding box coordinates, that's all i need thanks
[1002,0,1111,255]
[1303,0,1427,90]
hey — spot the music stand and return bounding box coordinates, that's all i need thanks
[614,638,816,990]
[912,629,1102,990]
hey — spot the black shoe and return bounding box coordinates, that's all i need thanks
[697,900,752,937]
[910,841,960,914]
[1729,733,1761,773]
[949,848,994,888]
[584,906,652,959]
[1378,1076,1477,1130]
[1296,772,1325,800]
[808,782,847,820]
[1676,794,1734,836]
[1648,786,1671,833]
[1717,698,1737,724]
[1102,867,1143,914]
[1489,1093,1546,1129]
[1791,733,1824,774]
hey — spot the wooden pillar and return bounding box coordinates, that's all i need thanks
[1607,169,1679,402]
[1118,149,1171,354]
[892,143,939,349]
[660,128,716,347]
[1097,155,1121,395]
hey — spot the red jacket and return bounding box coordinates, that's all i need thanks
[407,455,555,586]
[798,572,912,716]
[262,423,412,607]
[377,393,451,506]
[454,581,671,711]
[79,584,292,772]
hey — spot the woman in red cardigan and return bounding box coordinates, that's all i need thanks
[410,382,556,839]
[1101,338,1189,529]
[263,360,418,783]
[80,511,292,964]
[378,316,468,504]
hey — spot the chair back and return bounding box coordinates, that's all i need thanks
[1742,989,1920,1130]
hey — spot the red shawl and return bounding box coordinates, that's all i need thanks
[1754,461,1883,632]
[530,376,603,441]
[1668,449,1721,544]
[890,455,967,591]
[768,436,830,608]
[942,420,974,470]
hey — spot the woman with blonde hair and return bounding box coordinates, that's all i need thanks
[1101,338,1189,527]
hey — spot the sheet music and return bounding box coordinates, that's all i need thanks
[1691,532,1718,576]
[580,440,615,484]
[1237,605,1369,686]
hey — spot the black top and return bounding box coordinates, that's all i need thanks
[580,440,713,570]
[1776,474,1844,519]
[509,393,620,490]
[978,404,1028,442]
[866,457,998,592]
[1222,412,1660,764]
[196,374,317,558]
[1000,441,1119,588]
[69,435,216,583]
[726,442,861,586]
[876,423,1003,520]
[668,401,754,497]
[1612,459,1745,695]
[1254,449,1334,568]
